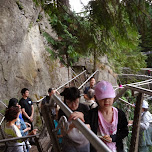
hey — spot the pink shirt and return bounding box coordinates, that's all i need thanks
[98,107,118,152]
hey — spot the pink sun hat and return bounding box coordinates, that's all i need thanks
[95,81,116,100]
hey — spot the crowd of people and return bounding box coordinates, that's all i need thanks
[3,77,152,152]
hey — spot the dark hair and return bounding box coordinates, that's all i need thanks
[90,77,95,81]
[61,87,80,102]
[5,106,20,122]
[87,89,95,99]
[48,88,52,93]
[143,108,148,112]
[8,98,18,108]
[21,88,29,95]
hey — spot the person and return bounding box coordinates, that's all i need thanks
[84,89,97,109]
[70,81,128,152]
[4,106,26,152]
[41,88,58,105]
[138,100,152,152]
[19,88,34,131]
[8,98,37,151]
[41,88,60,121]
[58,87,90,152]
[83,77,96,100]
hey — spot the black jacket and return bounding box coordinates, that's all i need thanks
[86,107,128,152]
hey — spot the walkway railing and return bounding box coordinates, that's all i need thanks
[33,70,87,104]
[78,70,99,90]
[41,94,111,152]
[114,84,152,152]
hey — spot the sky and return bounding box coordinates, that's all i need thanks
[69,0,89,13]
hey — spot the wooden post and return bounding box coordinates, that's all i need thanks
[41,105,61,152]
[129,93,144,152]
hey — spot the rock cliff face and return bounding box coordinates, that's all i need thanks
[0,0,71,100]
[0,0,117,101]
[74,56,118,86]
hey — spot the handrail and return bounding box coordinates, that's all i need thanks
[33,70,87,104]
[118,74,152,79]
[0,116,5,126]
[52,94,111,152]
[119,98,135,107]
[0,134,38,143]
[78,70,99,90]
[113,79,152,89]
[126,84,152,96]
[0,100,7,108]
[56,70,86,91]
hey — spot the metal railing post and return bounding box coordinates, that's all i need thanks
[41,105,61,152]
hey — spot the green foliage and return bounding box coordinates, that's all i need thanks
[36,0,148,72]
[16,0,24,10]
[88,0,147,72]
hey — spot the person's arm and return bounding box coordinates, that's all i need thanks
[140,112,151,130]
[69,111,85,122]
[21,108,30,120]
[30,105,34,122]
[25,122,31,128]
[28,129,38,135]
[22,127,31,133]
[110,109,128,142]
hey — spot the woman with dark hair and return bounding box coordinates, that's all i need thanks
[8,98,37,151]
[58,87,90,152]
[5,106,26,152]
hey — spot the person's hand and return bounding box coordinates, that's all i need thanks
[128,120,133,126]
[84,94,89,100]
[25,122,31,127]
[86,124,91,129]
[30,129,38,135]
[29,116,33,122]
[27,127,31,131]
[69,112,84,122]
[101,135,112,143]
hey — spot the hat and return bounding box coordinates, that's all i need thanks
[95,81,116,100]
[142,100,149,109]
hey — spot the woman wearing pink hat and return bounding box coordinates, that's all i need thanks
[70,81,128,152]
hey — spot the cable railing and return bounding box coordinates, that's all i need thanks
[0,100,7,108]
[33,70,87,104]
[78,70,99,90]
[56,70,86,91]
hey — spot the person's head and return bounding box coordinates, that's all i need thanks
[89,77,96,87]
[95,81,116,109]
[61,87,80,111]
[8,98,18,108]
[8,98,21,110]
[87,89,95,100]
[21,88,29,97]
[48,88,55,97]
[5,106,20,122]
[142,100,149,112]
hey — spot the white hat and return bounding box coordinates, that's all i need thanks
[142,100,149,109]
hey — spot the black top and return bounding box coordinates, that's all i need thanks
[58,103,89,122]
[41,96,50,105]
[83,86,91,94]
[86,107,128,152]
[19,97,33,121]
